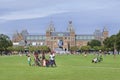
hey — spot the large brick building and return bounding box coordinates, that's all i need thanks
[12,21,109,50]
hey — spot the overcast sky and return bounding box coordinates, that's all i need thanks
[0,0,120,38]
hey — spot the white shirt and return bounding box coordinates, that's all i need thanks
[28,57,31,61]
[50,54,55,60]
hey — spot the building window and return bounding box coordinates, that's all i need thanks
[65,37,67,39]
[39,36,42,40]
[58,33,63,36]
[68,37,70,40]
[27,36,30,40]
[35,36,38,40]
[31,36,34,40]
[54,37,56,40]
[43,36,46,40]
[72,38,74,41]
[51,37,53,40]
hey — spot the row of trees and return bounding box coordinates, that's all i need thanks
[103,31,120,53]
[7,46,50,52]
[70,40,103,52]
[70,31,120,53]
[1,31,120,54]
[0,34,50,55]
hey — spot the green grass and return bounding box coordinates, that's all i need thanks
[0,54,120,80]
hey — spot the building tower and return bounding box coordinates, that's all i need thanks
[102,27,109,39]
[67,21,75,48]
[94,28,102,41]
[46,21,55,49]
[12,31,23,42]
[21,29,29,40]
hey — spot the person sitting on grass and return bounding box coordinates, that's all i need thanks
[92,57,98,63]
[92,55,103,63]
[97,55,103,62]
[46,59,50,67]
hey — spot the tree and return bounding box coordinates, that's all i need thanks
[70,46,78,51]
[70,46,79,54]
[0,34,13,50]
[0,34,13,55]
[88,39,101,48]
[93,46,101,51]
[81,46,91,51]
[29,46,50,53]
[103,35,116,51]
[116,31,120,53]
[38,46,50,53]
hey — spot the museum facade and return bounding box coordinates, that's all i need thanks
[12,21,109,50]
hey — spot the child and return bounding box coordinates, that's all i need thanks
[27,55,31,66]
[46,59,50,67]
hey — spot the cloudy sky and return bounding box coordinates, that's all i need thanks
[0,0,120,38]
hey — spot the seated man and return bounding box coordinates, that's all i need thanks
[92,55,103,63]
[92,57,98,63]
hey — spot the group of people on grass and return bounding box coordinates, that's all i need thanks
[92,54,103,63]
[92,50,103,63]
[27,51,57,67]
[27,49,105,67]
[82,50,103,63]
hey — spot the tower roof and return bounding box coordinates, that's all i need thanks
[67,21,75,32]
[103,27,108,32]
[46,21,55,32]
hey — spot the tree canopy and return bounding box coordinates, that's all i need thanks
[70,46,79,51]
[87,39,101,48]
[81,46,91,51]
[103,31,120,51]
[0,34,13,50]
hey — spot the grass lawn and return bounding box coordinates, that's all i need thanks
[0,54,120,80]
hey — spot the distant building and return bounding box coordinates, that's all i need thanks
[12,21,109,50]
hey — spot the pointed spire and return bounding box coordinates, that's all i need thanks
[46,20,55,32]
[67,21,75,32]
[69,21,72,24]
[103,26,108,32]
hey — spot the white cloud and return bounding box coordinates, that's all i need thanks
[0,0,120,21]
[0,8,69,20]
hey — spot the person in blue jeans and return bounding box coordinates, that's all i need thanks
[49,52,56,67]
